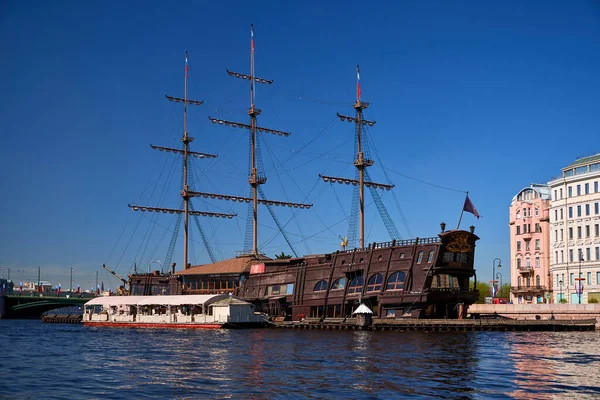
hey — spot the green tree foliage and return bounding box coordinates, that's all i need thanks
[275,251,292,259]
[476,281,490,304]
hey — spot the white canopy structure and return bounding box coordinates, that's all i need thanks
[84,294,230,307]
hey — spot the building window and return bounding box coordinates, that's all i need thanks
[586,248,591,261]
[570,249,574,262]
[555,230,558,241]
[517,226,521,235]
[554,210,557,221]
[535,257,540,268]
[517,258,521,268]
[596,224,599,237]
[536,275,541,288]
[555,251,558,263]
[517,241,521,251]
[577,205,581,217]
[526,258,530,267]
[595,181,599,193]
[577,184,581,196]
[586,225,590,238]
[597,271,600,284]
[560,208,563,220]
[597,247,600,260]
[577,226,582,239]
[568,186,572,197]
[386,272,405,291]
[516,210,521,219]
[347,276,364,295]
[331,277,346,290]
[561,250,564,263]
[586,204,590,216]
[560,229,563,240]
[569,207,573,218]
[535,208,539,216]
[560,188,563,198]
[314,280,328,292]
[427,250,435,263]
[595,203,599,214]
[535,223,540,233]
[416,251,424,264]
[570,273,574,286]
[535,239,540,250]
[366,273,383,292]
[588,272,592,285]
[526,241,530,251]
[569,227,573,239]
[585,183,589,194]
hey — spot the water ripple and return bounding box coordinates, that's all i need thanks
[2,321,600,399]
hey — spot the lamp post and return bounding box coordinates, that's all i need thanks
[559,280,563,303]
[496,272,503,300]
[70,267,73,294]
[576,252,585,304]
[492,258,502,299]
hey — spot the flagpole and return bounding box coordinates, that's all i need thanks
[457,191,468,230]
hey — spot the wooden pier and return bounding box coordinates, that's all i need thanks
[42,314,82,324]
[272,317,597,332]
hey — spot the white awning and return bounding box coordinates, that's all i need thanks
[84,294,229,307]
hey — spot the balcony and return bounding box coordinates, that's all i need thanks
[511,285,547,294]
[517,265,534,274]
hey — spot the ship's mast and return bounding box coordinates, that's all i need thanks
[206,24,311,258]
[320,65,393,249]
[130,52,236,270]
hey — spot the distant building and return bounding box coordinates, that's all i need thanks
[508,184,551,304]
[548,154,600,304]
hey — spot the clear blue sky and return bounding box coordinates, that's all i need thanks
[1,1,599,290]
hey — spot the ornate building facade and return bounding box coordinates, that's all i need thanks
[509,184,551,304]
[548,154,600,304]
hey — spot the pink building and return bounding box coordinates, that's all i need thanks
[508,184,551,304]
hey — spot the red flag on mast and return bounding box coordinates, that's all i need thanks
[356,65,361,100]
[463,194,480,219]
[251,24,254,52]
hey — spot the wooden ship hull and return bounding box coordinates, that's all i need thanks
[238,229,479,320]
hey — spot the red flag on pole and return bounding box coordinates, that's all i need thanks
[356,65,361,100]
[251,24,254,52]
[463,195,480,219]
[185,51,189,79]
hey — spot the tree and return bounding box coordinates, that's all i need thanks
[475,281,490,304]
[275,251,292,259]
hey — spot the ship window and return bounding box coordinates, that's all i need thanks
[387,272,405,290]
[341,260,346,265]
[378,255,383,261]
[360,258,364,263]
[313,280,328,292]
[427,250,435,263]
[331,277,346,290]
[347,276,364,295]
[366,273,383,292]
[399,253,405,259]
[417,251,424,264]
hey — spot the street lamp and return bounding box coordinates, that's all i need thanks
[496,272,503,300]
[492,258,502,299]
[70,267,73,294]
[576,252,585,304]
[559,280,563,303]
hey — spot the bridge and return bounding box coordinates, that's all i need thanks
[0,294,90,319]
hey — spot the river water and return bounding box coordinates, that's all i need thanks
[1,320,599,399]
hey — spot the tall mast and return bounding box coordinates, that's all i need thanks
[320,65,393,249]
[183,51,190,270]
[130,52,236,270]
[207,24,311,258]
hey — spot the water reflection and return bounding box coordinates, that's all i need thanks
[2,321,600,399]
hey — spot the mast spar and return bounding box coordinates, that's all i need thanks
[129,52,236,271]
[205,24,312,258]
[320,65,394,249]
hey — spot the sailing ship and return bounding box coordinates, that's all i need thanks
[105,25,480,323]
